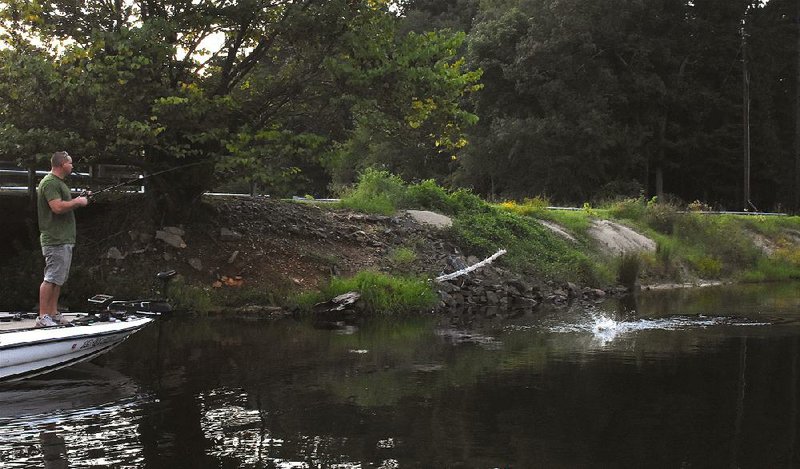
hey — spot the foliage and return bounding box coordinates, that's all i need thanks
[451,209,598,283]
[616,252,641,289]
[497,197,549,217]
[673,214,760,275]
[643,202,681,235]
[339,168,408,215]
[454,0,798,211]
[389,247,417,265]
[340,168,493,216]
[608,197,647,222]
[166,277,214,313]
[406,179,459,214]
[0,0,480,213]
[322,271,438,313]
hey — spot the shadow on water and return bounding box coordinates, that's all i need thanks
[1,282,800,467]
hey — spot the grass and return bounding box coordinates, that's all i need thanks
[340,180,800,292]
[292,271,438,314]
[389,246,417,265]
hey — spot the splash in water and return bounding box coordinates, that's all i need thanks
[549,312,769,345]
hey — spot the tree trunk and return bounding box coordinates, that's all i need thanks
[655,166,663,201]
[795,0,800,211]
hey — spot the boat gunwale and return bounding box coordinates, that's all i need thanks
[0,317,153,350]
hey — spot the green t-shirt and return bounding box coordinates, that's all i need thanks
[37,173,76,246]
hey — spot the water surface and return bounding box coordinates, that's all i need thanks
[2,282,799,468]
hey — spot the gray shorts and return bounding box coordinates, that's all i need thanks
[42,244,74,286]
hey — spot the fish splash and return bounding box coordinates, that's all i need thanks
[549,312,769,345]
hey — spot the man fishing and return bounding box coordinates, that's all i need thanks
[36,151,91,327]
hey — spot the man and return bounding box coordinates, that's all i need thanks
[36,151,91,327]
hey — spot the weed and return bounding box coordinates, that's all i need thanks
[339,168,407,215]
[169,277,214,312]
[389,247,417,265]
[644,202,680,234]
[322,271,437,313]
[617,252,641,288]
[406,180,457,214]
[498,196,550,217]
[688,254,722,278]
[608,197,646,222]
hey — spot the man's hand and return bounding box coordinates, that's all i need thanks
[75,196,90,207]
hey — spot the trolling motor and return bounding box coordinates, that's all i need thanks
[88,270,177,319]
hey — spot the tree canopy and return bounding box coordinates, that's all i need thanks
[0,0,480,214]
[1,0,799,212]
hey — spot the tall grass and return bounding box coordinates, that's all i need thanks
[323,271,438,313]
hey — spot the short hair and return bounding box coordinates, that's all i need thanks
[51,151,71,168]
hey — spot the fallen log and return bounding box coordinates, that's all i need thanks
[434,249,507,282]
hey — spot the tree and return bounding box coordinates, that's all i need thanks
[0,0,480,215]
[457,0,764,209]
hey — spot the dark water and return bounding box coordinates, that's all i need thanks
[2,282,800,468]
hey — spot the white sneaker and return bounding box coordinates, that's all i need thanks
[52,312,69,324]
[35,315,58,327]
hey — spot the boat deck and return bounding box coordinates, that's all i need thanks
[0,313,89,332]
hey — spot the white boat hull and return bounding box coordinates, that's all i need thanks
[0,317,152,382]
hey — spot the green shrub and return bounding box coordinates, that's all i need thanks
[688,254,722,278]
[675,214,760,275]
[448,188,491,215]
[644,201,680,234]
[608,197,646,222]
[323,271,437,313]
[406,179,457,213]
[740,258,800,283]
[339,168,408,215]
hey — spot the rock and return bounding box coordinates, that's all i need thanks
[104,247,126,260]
[404,210,453,228]
[446,255,468,271]
[312,291,362,314]
[156,230,187,249]
[220,228,243,241]
[162,226,185,236]
[188,258,203,271]
[584,288,606,299]
[486,290,500,304]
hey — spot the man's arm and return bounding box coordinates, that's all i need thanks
[48,196,89,214]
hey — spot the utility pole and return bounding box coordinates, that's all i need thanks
[795,0,800,211]
[742,16,751,211]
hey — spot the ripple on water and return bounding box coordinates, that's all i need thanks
[546,312,771,345]
[0,364,152,467]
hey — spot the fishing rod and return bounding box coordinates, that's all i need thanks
[76,160,213,198]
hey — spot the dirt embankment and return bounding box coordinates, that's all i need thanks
[26,196,614,318]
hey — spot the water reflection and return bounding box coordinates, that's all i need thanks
[1,282,799,467]
[0,363,150,467]
[39,425,68,469]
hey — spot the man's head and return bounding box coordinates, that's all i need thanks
[51,151,73,177]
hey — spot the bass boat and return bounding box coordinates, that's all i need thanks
[0,270,174,382]
[0,313,152,382]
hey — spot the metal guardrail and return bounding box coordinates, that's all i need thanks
[545,205,788,216]
[0,165,139,196]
